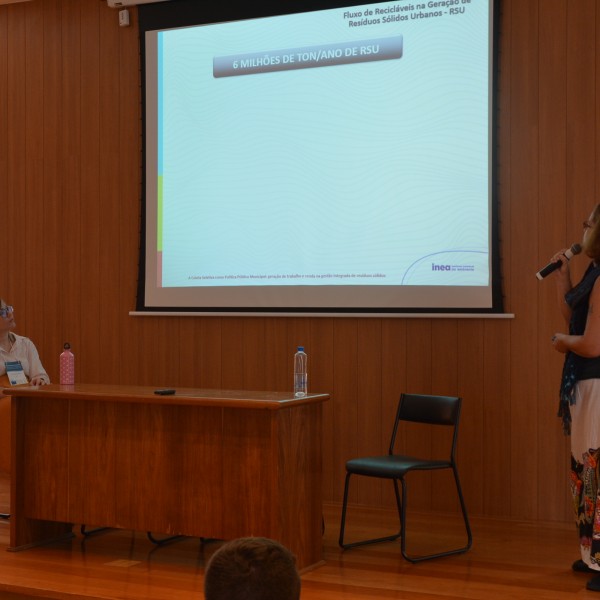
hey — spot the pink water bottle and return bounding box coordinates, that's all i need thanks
[60,342,75,385]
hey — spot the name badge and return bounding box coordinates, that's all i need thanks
[5,361,28,386]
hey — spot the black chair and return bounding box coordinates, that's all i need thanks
[339,393,472,562]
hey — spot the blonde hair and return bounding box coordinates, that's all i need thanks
[583,204,600,261]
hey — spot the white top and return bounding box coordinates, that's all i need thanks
[0,333,50,384]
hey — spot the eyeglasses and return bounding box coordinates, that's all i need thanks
[0,306,13,319]
[583,221,593,230]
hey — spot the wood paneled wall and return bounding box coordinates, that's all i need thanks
[1,0,597,524]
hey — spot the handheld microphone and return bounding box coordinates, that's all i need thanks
[536,243,582,280]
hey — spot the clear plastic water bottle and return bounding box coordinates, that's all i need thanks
[294,346,308,397]
[60,342,75,385]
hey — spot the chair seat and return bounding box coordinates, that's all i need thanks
[346,455,451,478]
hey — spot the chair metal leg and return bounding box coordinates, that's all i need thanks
[147,531,186,546]
[339,472,402,549]
[80,525,111,537]
[453,464,473,549]
[400,467,473,563]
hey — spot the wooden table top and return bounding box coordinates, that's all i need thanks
[2,383,329,410]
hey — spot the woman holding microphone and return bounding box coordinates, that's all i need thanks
[551,205,600,591]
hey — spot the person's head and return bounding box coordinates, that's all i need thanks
[583,204,600,261]
[0,299,15,335]
[204,537,301,600]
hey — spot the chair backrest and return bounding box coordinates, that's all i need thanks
[398,393,461,426]
[389,393,462,457]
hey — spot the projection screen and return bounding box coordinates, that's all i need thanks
[137,0,501,315]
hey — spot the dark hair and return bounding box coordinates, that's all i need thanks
[584,204,600,261]
[204,537,301,600]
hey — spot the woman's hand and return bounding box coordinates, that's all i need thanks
[550,248,575,326]
[30,376,48,386]
[550,249,572,276]
[551,333,569,353]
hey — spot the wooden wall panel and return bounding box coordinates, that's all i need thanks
[199,318,224,387]
[116,2,142,385]
[242,318,266,389]
[380,319,406,507]
[0,9,6,252]
[456,320,484,516]
[221,317,245,389]
[80,2,101,385]
[311,318,335,501]
[265,318,289,391]
[566,0,596,243]
[23,4,43,354]
[431,320,458,512]
[537,0,570,523]
[332,320,358,503]
[96,1,122,385]
[40,0,62,381]
[508,0,540,522]
[404,320,432,508]
[6,4,26,315]
[483,319,511,517]
[597,3,600,205]
[3,0,600,525]
[355,319,382,506]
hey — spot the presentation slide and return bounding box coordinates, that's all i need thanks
[143,0,494,312]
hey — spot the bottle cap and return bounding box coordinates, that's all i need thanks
[297,346,304,351]
[64,342,71,350]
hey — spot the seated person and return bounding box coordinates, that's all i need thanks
[0,300,50,386]
[0,299,49,474]
[204,537,301,600]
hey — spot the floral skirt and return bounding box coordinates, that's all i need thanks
[571,379,600,570]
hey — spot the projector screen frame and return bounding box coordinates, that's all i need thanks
[136,0,504,316]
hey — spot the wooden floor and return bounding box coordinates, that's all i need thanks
[0,471,594,599]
